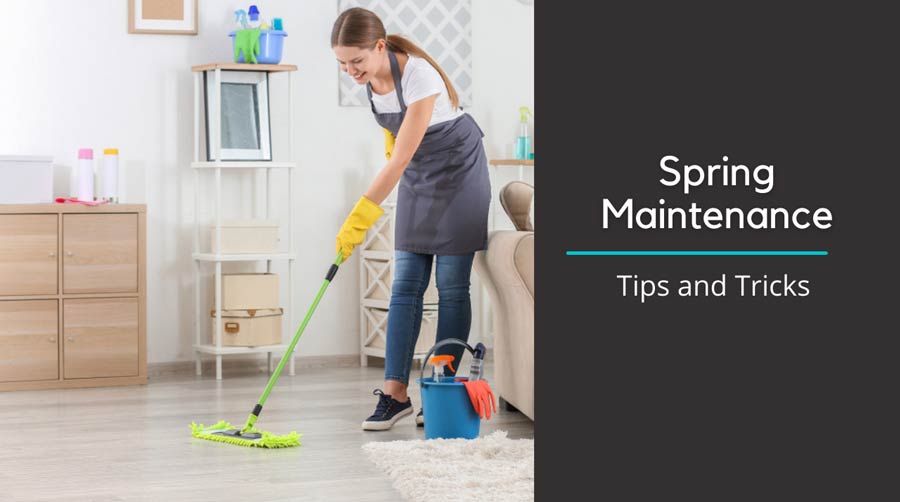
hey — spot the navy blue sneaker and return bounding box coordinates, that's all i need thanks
[362,389,413,431]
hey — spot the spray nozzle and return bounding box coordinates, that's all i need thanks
[472,343,486,361]
[429,355,456,381]
[519,106,533,123]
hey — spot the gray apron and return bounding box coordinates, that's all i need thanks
[366,51,491,255]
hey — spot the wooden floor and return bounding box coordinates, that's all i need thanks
[0,364,534,501]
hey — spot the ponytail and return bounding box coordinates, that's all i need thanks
[386,34,460,110]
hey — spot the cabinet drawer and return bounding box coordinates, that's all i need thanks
[64,298,138,379]
[0,215,58,296]
[63,214,138,294]
[0,300,59,383]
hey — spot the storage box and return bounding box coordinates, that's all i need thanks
[221,273,279,310]
[210,219,279,254]
[0,155,53,203]
[211,308,283,346]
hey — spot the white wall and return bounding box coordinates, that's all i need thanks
[0,0,533,364]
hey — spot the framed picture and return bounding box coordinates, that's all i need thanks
[128,0,198,35]
[204,71,272,161]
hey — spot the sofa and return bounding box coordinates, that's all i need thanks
[474,181,534,420]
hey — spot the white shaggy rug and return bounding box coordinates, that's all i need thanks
[362,431,534,502]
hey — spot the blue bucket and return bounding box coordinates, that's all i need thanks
[417,376,481,439]
[417,338,482,440]
[229,30,287,64]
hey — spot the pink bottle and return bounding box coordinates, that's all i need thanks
[76,148,94,201]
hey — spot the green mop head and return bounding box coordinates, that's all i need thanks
[190,421,302,448]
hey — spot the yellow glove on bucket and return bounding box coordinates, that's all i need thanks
[336,196,384,259]
[382,128,396,160]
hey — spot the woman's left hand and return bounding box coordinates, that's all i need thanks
[382,128,395,160]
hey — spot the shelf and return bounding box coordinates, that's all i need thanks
[193,343,288,355]
[192,62,297,381]
[0,203,147,214]
[490,159,534,166]
[191,161,296,169]
[0,292,141,301]
[363,299,437,310]
[362,346,430,361]
[191,63,298,73]
[360,250,393,261]
[193,253,296,262]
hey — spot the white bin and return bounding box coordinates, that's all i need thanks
[0,155,54,203]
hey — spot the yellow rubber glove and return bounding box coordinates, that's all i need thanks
[336,196,384,259]
[382,128,395,160]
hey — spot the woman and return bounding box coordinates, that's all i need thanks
[332,7,491,430]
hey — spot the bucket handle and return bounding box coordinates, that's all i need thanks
[419,338,475,383]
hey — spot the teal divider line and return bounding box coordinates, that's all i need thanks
[566,251,828,256]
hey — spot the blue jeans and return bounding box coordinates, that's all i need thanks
[384,250,475,386]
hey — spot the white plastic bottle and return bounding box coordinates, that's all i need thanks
[76,148,94,201]
[101,148,119,203]
[433,363,445,382]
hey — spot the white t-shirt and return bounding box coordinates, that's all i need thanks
[370,55,463,126]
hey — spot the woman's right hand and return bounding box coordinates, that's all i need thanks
[335,196,385,259]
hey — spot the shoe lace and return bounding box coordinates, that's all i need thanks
[372,389,394,417]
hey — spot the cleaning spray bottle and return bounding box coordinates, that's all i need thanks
[468,343,487,381]
[515,106,533,160]
[234,9,249,29]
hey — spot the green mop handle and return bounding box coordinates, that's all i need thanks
[241,251,344,433]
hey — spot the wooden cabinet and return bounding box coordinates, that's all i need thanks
[64,298,139,379]
[0,204,146,391]
[63,214,138,294]
[0,300,58,382]
[0,215,58,296]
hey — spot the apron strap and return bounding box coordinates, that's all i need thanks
[388,50,407,112]
[365,79,377,115]
[366,51,407,113]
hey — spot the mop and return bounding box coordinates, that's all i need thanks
[190,252,343,448]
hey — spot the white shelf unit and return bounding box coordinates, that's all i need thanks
[359,202,439,366]
[191,63,298,380]
[191,161,297,169]
[192,253,296,262]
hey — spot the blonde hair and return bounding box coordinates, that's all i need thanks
[331,7,459,109]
